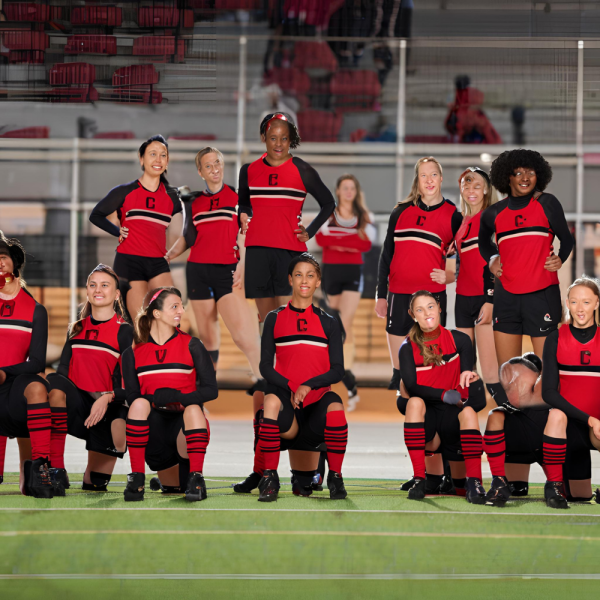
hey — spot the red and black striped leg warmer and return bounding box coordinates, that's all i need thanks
[543,435,567,483]
[324,411,348,474]
[483,429,506,478]
[404,422,426,480]
[258,418,280,471]
[126,418,149,474]
[185,428,209,473]
[50,407,68,470]
[460,429,483,480]
[27,402,52,460]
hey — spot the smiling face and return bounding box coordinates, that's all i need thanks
[0,250,14,276]
[568,284,599,328]
[460,172,486,213]
[199,151,224,188]
[153,294,184,328]
[417,161,442,201]
[262,121,291,164]
[289,261,321,300]
[140,141,168,177]
[410,295,441,332]
[337,178,357,206]
[87,271,119,309]
[509,166,537,197]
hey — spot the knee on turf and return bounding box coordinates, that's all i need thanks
[24,381,47,403]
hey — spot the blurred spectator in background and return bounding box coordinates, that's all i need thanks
[328,0,374,67]
[445,75,502,144]
[512,105,526,145]
[249,82,299,125]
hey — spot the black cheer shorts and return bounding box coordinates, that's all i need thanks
[244,246,301,299]
[386,290,447,337]
[0,373,48,438]
[455,294,488,329]
[186,261,237,302]
[564,419,596,481]
[145,408,187,472]
[322,264,364,296]
[47,373,127,458]
[113,253,170,283]
[493,281,561,337]
[267,385,342,453]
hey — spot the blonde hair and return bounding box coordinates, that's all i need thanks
[195,146,224,172]
[565,275,600,326]
[335,174,371,230]
[459,170,498,216]
[408,291,444,367]
[397,157,443,207]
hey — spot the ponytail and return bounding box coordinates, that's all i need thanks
[134,286,182,345]
[407,291,444,367]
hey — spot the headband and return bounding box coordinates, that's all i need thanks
[149,289,164,305]
[265,113,288,133]
[459,166,490,186]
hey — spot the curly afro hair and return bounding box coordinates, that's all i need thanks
[489,149,553,195]
[260,112,301,149]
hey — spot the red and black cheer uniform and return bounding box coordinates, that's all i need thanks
[46,314,133,460]
[122,330,218,474]
[182,184,239,302]
[257,303,347,472]
[315,211,373,296]
[377,198,462,336]
[479,192,573,337]
[0,287,49,440]
[455,211,494,328]
[541,323,600,483]
[238,155,335,298]
[90,180,182,283]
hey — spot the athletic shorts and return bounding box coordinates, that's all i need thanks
[47,373,127,458]
[0,373,48,438]
[267,385,341,453]
[113,253,170,283]
[186,261,237,302]
[145,408,186,472]
[565,419,595,481]
[493,406,549,465]
[386,290,447,337]
[493,281,561,337]
[455,294,487,329]
[244,246,301,299]
[322,264,363,296]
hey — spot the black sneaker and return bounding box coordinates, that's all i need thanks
[149,477,181,494]
[544,481,569,509]
[149,476,162,491]
[258,469,280,502]
[123,472,145,502]
[291,474,312,497]
[388,369,400,391]
[400,477,415,491]
[233,471,262,493]
[485,476,511,507]
[82,480,109,492]
[28,457,53,499]
[22,460,33,496]
[466,478,486,505]
[49,468,69,497]
[509,481,529,496]
[311,472,323,492]
[185,472,207,502]
[327,471,347,500]
[0,475,3,484]
[595,488,600,504]
[439,475,456,495]
[407,477,427,500]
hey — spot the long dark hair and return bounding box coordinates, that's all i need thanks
[69,264,126,339]
[0,230,27,287]
[335,174,371,231]
[134,287,182,345]
[408,291,443,367]
[139,134,170,187]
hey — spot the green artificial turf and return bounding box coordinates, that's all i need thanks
[1,474,600,598]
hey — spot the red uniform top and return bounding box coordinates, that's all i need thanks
[183,185,240,265]
[90,180,182,258]
[0,287,47,376]
[315,211,372,265]
[456,211,493,298]
[238,155,335,252]
[557,325,600,420]
[377,199,462,298]
[260,303,344,406]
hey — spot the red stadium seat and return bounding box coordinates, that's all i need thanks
[0,127,49,138]
[264,67,311,96]
[404,135,451,144]
[138,6,179,27]
[64,35,117,55]
[8,50,45,64]
[297,110,342,142]
[2,31,48,50]
[49,63,96,86]
[215,0,261,8]
[49,87,100,103]
[71,6,123,27]
[132,36,176,56]
[293,41,337,73]
[331,70,381,112]
[112,65,159,87]
[4,3,52,22]
[94,131,135,139]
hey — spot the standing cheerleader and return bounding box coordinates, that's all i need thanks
[316,174,376,408]
[238,112,335,321]
[47,264,132,495]
[89,135,182,319]
[121,287,218,502]
[454,167,498,383]
[376,157,462,391]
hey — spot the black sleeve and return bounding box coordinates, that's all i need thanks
[399,341,444,402]
[451,330,474,373]
[542,330,589,424]
[182,198,197,250]
[3,303,47,376]
[56,336,72,378]
[121,346,142,405]
[451,210,463,238]
[376,205,403,300]
[302,312,345,389]
[237,164,252,223]
[175,337,219,405]
[483,264,494,304]
[293,158,336,239]
[539,193,574,264]
[167,186,183,216]
[259,311,293,390]
[89,183,132,237]
[112,324,134,403]
[478,203,499,265]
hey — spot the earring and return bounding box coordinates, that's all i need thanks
[414,319,418,322]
